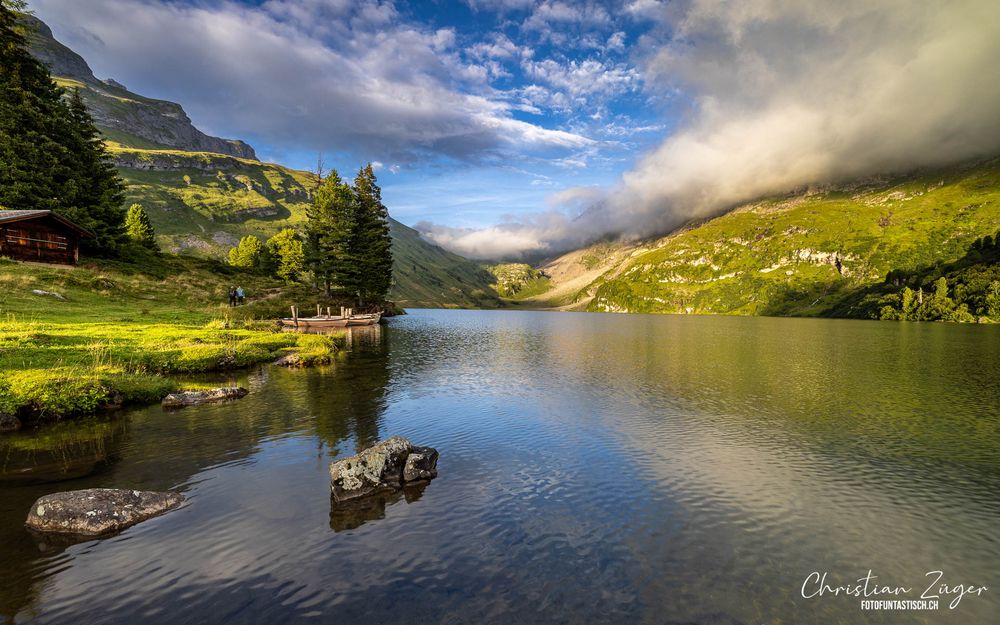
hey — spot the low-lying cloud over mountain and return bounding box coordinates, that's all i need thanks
[420,0,1000,258]
[30,0,1000,260]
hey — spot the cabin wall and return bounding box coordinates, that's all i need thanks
[0,218,81,265]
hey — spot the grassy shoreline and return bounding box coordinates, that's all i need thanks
[0,256,349,424]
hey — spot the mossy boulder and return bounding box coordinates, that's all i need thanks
[329,436,439,502]
[25,488,184,536]
[161,387,248,408]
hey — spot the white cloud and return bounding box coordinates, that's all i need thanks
[605,31,626,53]
[418,0,1000,258]
[522,58,640,98]
[523,1,611,32]
[32,0,592,163]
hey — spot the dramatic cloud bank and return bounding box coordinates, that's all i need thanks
[31,0,595,164]
[424,0,1000,258]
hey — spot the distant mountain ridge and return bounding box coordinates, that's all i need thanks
[24,15,256,159]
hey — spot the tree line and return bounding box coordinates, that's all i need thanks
[871,231,1000,322]
[226,164,393,306]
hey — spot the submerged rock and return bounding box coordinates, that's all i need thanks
[25,488,184,536]
[161,387,248,408]
[329,436,439,502]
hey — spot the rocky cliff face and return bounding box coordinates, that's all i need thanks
[24,15,256,160]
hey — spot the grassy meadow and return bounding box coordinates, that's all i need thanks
[0,255,345,422]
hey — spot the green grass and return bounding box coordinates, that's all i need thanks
[487,263,553,299]
[0,256,344,421]
[583,158,1000,317]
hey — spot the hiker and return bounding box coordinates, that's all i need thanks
[228,286,237,307]
[236,285,245,305]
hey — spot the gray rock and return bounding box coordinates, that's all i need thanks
[162,387,248,408]
[403,446,439,482]
[25,488,184,536]
[0,412,21,432]
[273,352,303,367]
[31,289,66,300]
[329,436,439,502]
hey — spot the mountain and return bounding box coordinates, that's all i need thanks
[520,158,1000,318]
[24,14,255,159]
[25,16,498,308]
[105,144,499,307]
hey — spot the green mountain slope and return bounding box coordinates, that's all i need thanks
[534,158,1000,318]
[108,145,497,307]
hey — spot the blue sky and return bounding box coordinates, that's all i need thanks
[31,0,1000,258]
[32,0,678,253]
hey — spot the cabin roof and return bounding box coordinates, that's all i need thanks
[0,209,94,237]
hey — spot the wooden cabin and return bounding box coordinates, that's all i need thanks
[0,210,93,265]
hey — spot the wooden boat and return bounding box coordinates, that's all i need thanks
[280,316,350,328]
[346,312,381,326]
[280,306,381,328]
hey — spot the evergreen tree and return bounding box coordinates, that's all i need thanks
[228,235,262,269]
[0,4,125,255]
[350,163,393,304]
[305,171,354,295]
[63,89,126,253]
[123,203,157,249]
[265,228,305,283]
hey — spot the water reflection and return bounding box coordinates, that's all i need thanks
[1,311,998,625]
[329,483,428,532]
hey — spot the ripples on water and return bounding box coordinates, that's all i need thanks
[1,310,998,624]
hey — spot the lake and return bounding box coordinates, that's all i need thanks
[1,309,998,624]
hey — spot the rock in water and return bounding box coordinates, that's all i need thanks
[25,488,184,535]
[161,387,248,408]
[404,446,439,482]
[329,436,439,502]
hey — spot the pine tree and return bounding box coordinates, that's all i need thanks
[350,163,393,305]
[0,4,125,255]
[0,3,76,214]
[228,235,262,269]
[265,228,305,283]
[305,171,354,295]
[123,203,157,249]
[63,89,126,253]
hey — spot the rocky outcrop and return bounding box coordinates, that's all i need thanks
[161,387,248,408]
[110,150,252,172]
[329,437,439,502]
[25,489,184,535]
[24,15,256,160]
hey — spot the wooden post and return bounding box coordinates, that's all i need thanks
[340,306,345,318]
[291,305,298,328]
[326,307,331,316]
[317,303,321,316]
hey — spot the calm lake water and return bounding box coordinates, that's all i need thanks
[2,310,998,624]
